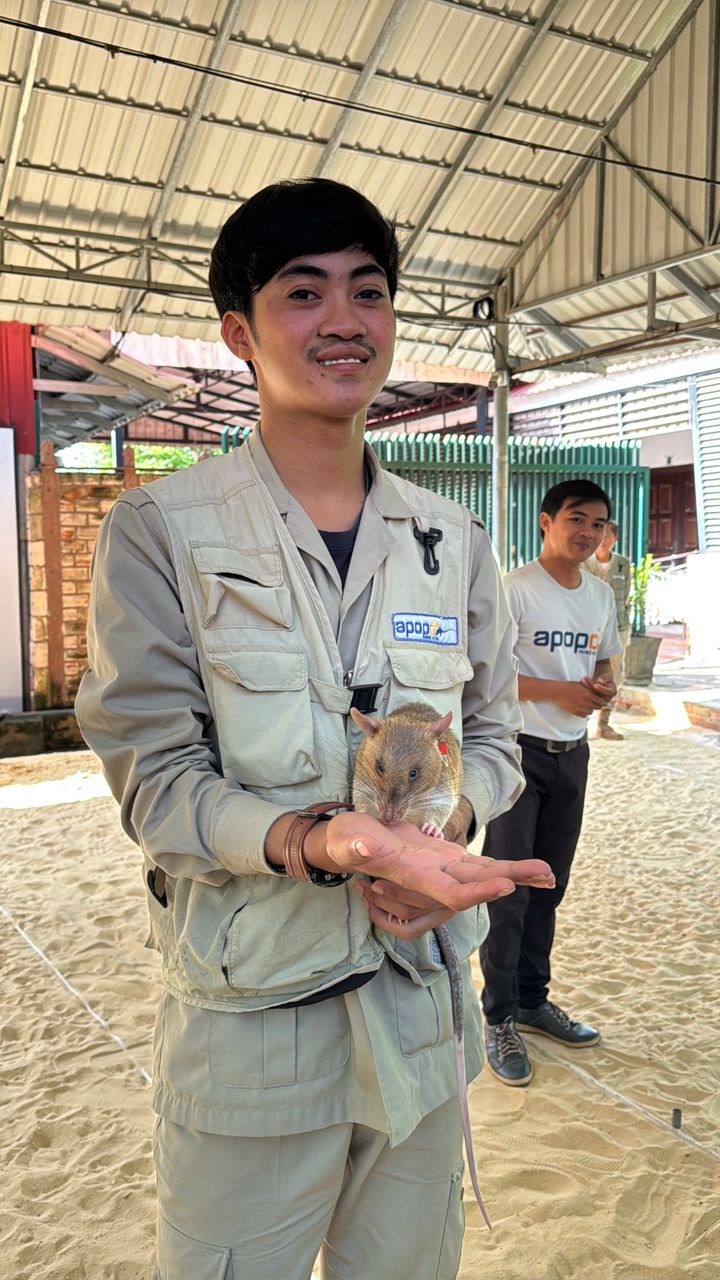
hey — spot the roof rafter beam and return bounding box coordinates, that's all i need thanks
[508,0,706,299]
[511,308,720,375]
[0,218,499,295]
[683,323,720,342]
[33,380,138,396]
[510,239,720,314]
[604,137,703,246]
[664,264,719,315]
[0,259,209,299]
[0,0,50,217]
[48,0,607,132]
[524,306,589,353]
[31,334,180,401]
[117,0,243,331]
[1,250,492,306]
[0,215,212,257]
[401,0,565,263]
[0,81,562,191]
[7,162,525,246]
[429,0,651,61]
[313,0,411,177]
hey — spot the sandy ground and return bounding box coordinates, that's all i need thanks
[0,723,718,1279]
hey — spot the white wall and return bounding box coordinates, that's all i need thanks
[639,429,694,470]
[0,429,23,712]
[686,552,720,665]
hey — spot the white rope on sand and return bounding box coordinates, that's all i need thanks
[0,902,153,1086]
[530,1041,720,1164]
[5,905,717,1165]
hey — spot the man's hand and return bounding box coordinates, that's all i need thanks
[354,878,457,940]
[555,680,611,716]
[314,812,554,924]
[355,847,555,939]
[583,673,616,703]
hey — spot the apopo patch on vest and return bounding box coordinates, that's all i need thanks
[391,613,459,645]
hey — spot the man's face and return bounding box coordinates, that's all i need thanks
[223,248,396,427]
[599,525,617,555]
[540,499,609,563]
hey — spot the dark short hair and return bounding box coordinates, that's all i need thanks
[209,178,399,323]
[541,479,612,523]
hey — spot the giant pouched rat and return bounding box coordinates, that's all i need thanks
[350,700,492,1230]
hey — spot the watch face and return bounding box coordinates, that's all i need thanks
[308,868,352,887]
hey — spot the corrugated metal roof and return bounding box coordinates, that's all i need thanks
[0,0,718,378]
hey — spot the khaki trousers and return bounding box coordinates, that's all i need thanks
[153,1098,465,1280]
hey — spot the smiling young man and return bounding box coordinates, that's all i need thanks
[478,480,621,1086]
[76,179,554,1279]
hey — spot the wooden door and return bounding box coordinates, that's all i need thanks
[648,465,698,558]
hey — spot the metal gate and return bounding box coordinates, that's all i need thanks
[368,432,649,569]
[222,427,650,569]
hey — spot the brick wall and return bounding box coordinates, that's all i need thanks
[26,442,151,709]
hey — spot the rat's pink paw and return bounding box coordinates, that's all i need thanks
[421,822,445,840]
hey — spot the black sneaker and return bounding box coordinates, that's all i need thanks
[516,1001,600,1047]
[484,1017,533,1086]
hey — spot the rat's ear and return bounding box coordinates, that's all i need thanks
[430,711,453,738]
[350,707,382,737]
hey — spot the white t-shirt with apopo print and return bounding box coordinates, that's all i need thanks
[504,559,621,742]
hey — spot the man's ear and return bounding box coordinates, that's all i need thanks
[221,311,256,363]
[539,511,551,538]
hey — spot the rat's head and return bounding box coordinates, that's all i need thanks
[350,705,454,826]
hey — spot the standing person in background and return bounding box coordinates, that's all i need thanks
[585,520,632,740]
[479,480,621,1087]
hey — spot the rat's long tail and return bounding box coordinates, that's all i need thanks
[434,923,493,1231]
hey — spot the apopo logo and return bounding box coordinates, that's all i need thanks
[533,630,600,654]
[392,613,459,645]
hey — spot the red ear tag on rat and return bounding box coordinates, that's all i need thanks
[438,740,449,766]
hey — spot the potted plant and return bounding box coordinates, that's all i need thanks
[624,554,663,686]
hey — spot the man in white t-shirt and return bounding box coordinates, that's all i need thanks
[480,480,621,1086]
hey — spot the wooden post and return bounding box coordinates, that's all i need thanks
[39,439,66,707]
[123,444,140,489]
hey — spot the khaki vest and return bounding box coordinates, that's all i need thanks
[141,444,478,1011]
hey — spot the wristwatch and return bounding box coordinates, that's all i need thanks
[282,802,354,886]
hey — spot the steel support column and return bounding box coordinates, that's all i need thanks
[491,285,510,569]
[647,272,657,328]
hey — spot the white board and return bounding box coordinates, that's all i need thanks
[0,428,23,713]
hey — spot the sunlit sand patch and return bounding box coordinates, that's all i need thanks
[0,770,110,809]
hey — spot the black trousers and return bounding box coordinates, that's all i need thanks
[479,736,590,1024]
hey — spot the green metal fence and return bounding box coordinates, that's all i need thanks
[368,432,649,568]
[221,427,649,568]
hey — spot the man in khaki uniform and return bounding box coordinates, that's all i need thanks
[76,178,554,1280]
[584,520,632,739]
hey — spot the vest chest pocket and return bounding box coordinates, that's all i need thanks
[384,646,474,727]
[191,543,293,631]
[207,648,321,787]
